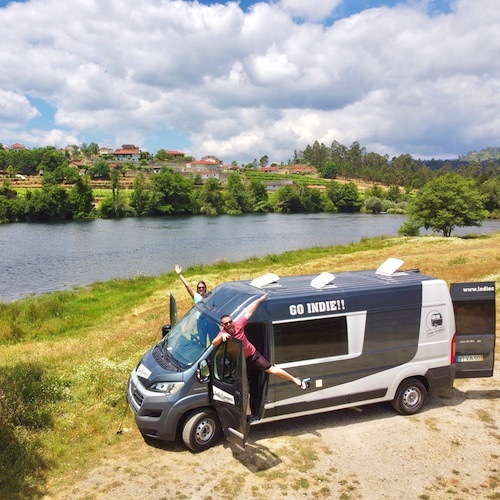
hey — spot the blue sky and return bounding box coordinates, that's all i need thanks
[0,0,497,163]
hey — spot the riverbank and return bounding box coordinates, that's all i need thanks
[1,234,499,498]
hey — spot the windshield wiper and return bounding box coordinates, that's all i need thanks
[164,347,183,371]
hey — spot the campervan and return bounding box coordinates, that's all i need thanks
[126,259,496,451]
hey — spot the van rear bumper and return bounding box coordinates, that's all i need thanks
[425,365,455,393]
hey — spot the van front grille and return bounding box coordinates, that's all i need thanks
[131,383,144,407]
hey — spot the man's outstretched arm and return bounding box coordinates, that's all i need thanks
[243,293,267,320]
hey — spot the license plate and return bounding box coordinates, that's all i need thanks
[456,354,484,362]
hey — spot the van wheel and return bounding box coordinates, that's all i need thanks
[391,378,427,415]
[182,409,221,452]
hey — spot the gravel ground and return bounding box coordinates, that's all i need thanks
[47,364,499,500]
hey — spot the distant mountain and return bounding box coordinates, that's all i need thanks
[459,147,500,162]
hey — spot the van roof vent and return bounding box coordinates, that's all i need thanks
[310,272,336,289]
[250,273,280,288]
[376,258,405,276]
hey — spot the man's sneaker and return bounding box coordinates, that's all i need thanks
[300,378,311,390]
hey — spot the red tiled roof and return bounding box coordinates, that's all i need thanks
[114,149,140,154]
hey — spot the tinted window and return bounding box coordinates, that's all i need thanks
[213,342,239,384]
[274,316,348,364]
[454,301,496,335]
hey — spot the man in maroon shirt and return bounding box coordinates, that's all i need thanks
[212,293,309,417]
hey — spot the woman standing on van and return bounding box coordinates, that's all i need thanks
[212,294,309,416]
[175,264,208,303]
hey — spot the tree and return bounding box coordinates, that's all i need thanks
[297,185,323,212]
[302,141,328,171]
[22,185,71,221]
[196,177,224,215]
[225,173,251,214]
[68,177,95,218]
[88,160,110,179]
[364,196,383,214]
[39,147,67,173]
[150,168,194,215]
[406,173,486,237]
[326,182,362,212]
[110,167,122,216]
[81,142,99,158]
[130,173,153,216]
[480,178,500,212]
[322,161,337,179]
[155,149,169,161]
[274,185,303,213]
[249,179,269,212]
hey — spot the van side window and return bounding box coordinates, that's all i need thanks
[274,316,348,364]
[213,342,239,384]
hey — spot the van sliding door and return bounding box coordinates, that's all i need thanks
[451,282,496,378]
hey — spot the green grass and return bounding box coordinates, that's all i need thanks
[0,275,164,344]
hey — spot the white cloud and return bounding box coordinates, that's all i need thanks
[277,0,342,22]
[0,0,499,162]
[0,89,39,128]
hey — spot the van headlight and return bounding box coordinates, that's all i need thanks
[149,381,185,394]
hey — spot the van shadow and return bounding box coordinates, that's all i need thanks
[226,441,282,472]
[429,386,500,410]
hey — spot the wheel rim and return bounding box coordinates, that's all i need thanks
[194,418,215,445]
[402,386,421,409]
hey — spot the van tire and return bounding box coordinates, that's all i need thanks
[391,378,427,415]
[182,409,222,452]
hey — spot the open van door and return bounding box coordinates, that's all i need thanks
[209,338,249,449]
[169,293,178,327]
[451,282,496,378]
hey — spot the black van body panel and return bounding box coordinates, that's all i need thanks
[425,365,455,392]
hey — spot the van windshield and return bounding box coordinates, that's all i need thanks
[161,307,220,368]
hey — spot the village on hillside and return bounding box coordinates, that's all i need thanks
[1,142,320,191]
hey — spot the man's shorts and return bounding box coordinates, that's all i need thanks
[246,350,272,371]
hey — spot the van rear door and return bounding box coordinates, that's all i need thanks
[209,338,249,449]
[451,282,496,378]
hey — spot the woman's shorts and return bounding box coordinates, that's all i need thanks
[246,350,272,371]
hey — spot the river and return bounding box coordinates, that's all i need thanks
[1,213,499,302]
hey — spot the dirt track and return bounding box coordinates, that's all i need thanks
[47,365,499,500]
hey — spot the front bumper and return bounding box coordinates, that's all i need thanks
[126,369,178,441]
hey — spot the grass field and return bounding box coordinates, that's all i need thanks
[0,233,499,498]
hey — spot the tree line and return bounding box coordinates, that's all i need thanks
[0,142,498,236]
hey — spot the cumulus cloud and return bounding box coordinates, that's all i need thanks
[0,90,40,128]
[0,0,498,162]
[277,0,342,22]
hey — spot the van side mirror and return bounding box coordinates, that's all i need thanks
[161,324,171,339]
[197,360,210,383]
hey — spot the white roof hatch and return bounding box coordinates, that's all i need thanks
[376,258,405,276]
[310,272,336,289]
[250,273,280,288]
